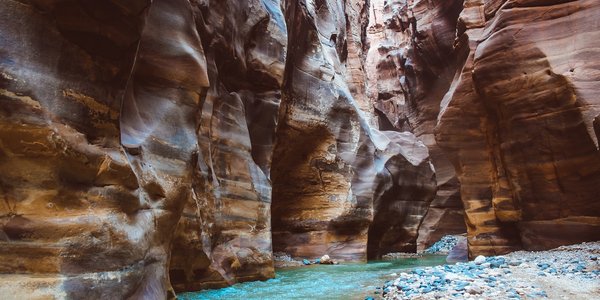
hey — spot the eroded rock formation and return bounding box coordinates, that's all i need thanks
[365,0,467,251]
[271,0,435,262]
[0,0,188,298]
[1,0,600,298]
[436,0,600,256]
[168,0,287,291]
[0,0,437,297]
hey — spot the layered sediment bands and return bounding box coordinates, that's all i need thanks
[367,132,436,259]
[0,0,201,298]
[436,0,600,256]
[271,0,372,261]
[168,0,287,292]
[3,0,600,296]
[365,0,467,251]
[271,0,436,261]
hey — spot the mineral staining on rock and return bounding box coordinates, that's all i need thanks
[435,0,600,257]
[168,0,287,292]
[365,0,467,252]
[1,0,600,298]
[270,0,436,262]
[0,0,437,297]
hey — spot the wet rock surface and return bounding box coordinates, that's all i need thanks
[381,242,600,299]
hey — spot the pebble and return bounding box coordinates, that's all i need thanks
[474,255,486,265]
[380,241,600,300]
[424,235,461,254]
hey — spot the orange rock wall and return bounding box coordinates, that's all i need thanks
[436,0,600,256]
[1,0,600,298]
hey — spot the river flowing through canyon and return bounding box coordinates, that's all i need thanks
[179,256,447,300]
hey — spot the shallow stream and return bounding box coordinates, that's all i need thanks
[179,255,447,300]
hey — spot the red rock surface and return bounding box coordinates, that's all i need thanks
[436,0,600,256]
[0,0,437,297]
[365,0,467,251]
[1,0,599,297]
[271,0,436,262]
[168,0,287,291]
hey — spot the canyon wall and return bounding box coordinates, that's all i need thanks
[0,0,437,297]
[1,0,600,298]
[271,0,435,262]
[365,0,600,257]
[0,0,188,298]
[365,0,467,251]
[168,0,287,292]
[436,0,600,256]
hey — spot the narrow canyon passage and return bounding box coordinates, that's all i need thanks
[0,0,599,299]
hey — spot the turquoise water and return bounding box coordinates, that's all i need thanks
[178,255,447,300]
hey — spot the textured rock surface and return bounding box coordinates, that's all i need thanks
[436,0,600,256]
[0,0,195,298]
[0,0,437,297]
[0,0,285,297]
[168,0,287,292]
[365,0,467,252]
[3,0,600,297]
[271,0,436,261]
[367,132,436,258]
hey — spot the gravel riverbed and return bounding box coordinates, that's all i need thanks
[377,241,600,299]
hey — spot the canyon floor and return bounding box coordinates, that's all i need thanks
[380,242,600,300]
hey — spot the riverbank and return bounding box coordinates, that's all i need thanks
[379,241,600,299]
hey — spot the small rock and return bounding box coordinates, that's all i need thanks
[474,255,486,265]
[466,285,482,294]
[509,260,522,266]
[319,254,337,264]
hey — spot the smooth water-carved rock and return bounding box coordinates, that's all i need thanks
[168,0,287,292]
[0,0,437,296]
[365,0,467,252]
[3,0,599,297]
[271,0,436,262]
[436,0,600,257]
[368,132,436,258]
[1,0,202,298]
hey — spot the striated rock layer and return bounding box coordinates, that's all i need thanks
[364,0,600,257]
[271,0,436,262]
[436,0,600,256]
[0,0,198,298]
[2,0,600,297]
[365,0,467,251]
[168,0,287,292]
[0,0,437,297]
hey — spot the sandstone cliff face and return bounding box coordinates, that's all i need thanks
[2,0,600,297]
[0,0,437,297]
[1,0,196,298]
[168,0,287,291]
[365,0,467,251]
[436,0,600,256]
[271,0,435,262]
[365,0,600,257]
